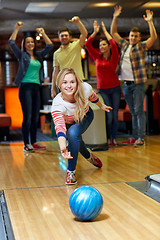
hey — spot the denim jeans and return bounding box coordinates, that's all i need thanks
[66,107,94,171]
[123,82,145,139]
[19,83,40,145]
[98,85,121,140]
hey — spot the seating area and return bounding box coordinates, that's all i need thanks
[118,90,160,134]
[153,90,160,128]
[0,113,11,140]
[0,87,22,141]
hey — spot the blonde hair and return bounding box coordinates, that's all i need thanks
[56,68,86,122]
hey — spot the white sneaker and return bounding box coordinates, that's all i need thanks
[65,170,77,185]
[134,138,145,147]
[23,144,35,152]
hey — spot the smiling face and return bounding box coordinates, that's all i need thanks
[59,31,72,46]
[99,40,111,55]
[24,37,35,53]
[60,73,77,102]
[129,31,141,45]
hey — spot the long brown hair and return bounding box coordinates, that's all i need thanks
[99,38,111,61]
[21,35,43,66]
[56,68,86,122]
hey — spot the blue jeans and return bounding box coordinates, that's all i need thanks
[66,107,94,171]
[98,85,121,140]
[123,82,145,139]
[19,83,40,145]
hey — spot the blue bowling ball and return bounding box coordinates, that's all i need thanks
[69,186,103,221]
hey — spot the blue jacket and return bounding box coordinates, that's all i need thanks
[9,40,53,86]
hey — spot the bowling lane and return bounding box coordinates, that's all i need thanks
[4,182,160,240]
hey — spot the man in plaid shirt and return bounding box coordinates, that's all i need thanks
[111,5,157,146]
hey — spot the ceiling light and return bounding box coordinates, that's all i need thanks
[142,2,160,8]
[88,2,115,8]
[25,2,58,13]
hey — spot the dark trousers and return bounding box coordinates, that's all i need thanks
[99,85,121,140]
[19,83,40,145]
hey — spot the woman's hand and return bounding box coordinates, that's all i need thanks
[58,136,73,159]
[61,148,73,159]
[101,21,107,34]
[9,21,23,40]
[93,20,99,34]
[16,22,23,28]
[100,104,112,112]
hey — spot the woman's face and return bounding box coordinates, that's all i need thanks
[24,37,35,52]
[99,40,110,54]
[60,73,77,99]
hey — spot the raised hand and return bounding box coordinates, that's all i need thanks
[16,22,23,28]
[93,20,100,34]
[69,16,80,23]
[113,5,122,18]
[143,10,153,22]
[36,28,45,35]
[10,21,24,40]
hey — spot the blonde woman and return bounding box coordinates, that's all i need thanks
[51,68,112,184]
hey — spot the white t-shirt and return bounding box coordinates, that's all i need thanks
[51,82,99,137]
[119,45,134,81]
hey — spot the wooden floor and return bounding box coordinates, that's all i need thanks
[1,136,160,240]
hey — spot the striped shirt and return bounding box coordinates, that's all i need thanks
[51,82,99,138]
[117,39,148,83]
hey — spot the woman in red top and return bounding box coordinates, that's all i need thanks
[85,21,121,147]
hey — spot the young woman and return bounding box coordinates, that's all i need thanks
[9,22,53,152]
[51,68,112,184]
[85,21,121,147]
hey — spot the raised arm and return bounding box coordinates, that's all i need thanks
[110,5,123,44]
[85,21,100,60]
[9,22,23,40]
[101,21,112,41]
[90,20,100,38]
[143,10,157,49]
[36,28,52,45]
[69,16,88,47]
